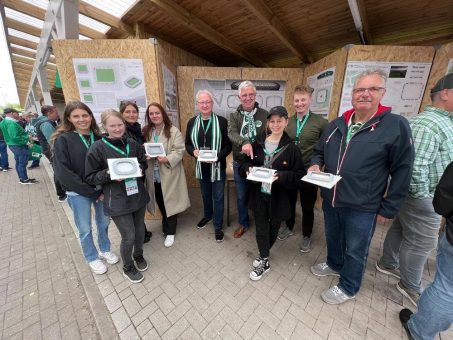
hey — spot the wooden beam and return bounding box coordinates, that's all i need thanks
[373,23,453,45]
[10,46,56,63]
[148,0,267,67]
[241,0,312,64]
[9,36,38,50]
[12,54,35,66]
[356,0,372,44]
[5,17,41,37]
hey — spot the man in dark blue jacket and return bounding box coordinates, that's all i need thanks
[308,69,414,304]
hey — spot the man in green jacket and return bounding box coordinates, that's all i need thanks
[0,108,38,184]
[228,81,268,238]
[279,85,327,251]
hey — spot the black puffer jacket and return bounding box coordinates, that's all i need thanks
[433,161,453,246]
[85,136,150,217]
[239,131,305,224]
[125,122,145,145]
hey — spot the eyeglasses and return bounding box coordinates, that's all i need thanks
[197,101,212,105]
[240,93,256,99]
[352,87,385,95]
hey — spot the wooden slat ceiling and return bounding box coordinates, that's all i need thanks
[1,0,453,106]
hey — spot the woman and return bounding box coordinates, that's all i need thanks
[52,101,118,275]
[240,106,304,281]
[119,100,151,242]
[85,110,150,283]
[185,90,232,243]
[142,103,190,247]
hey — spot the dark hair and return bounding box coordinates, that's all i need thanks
[119,101,139,115]
[41,105,56,116]
[51,101,101,144]
[142,102,172,140]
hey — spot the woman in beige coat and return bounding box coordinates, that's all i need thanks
[143,103,190,247]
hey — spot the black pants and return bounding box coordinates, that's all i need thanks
[154,182,177,235]
[254,195,280,258]
[111,206,146,268]
[286,181,318,237]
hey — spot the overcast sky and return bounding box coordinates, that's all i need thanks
[0,15,20,106]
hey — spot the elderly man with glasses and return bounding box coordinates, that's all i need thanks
[308,69,414,304]
[228,80,268,238]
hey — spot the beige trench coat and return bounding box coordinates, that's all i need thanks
[145,125,190,217]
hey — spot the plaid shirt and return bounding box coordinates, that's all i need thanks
[409,105,453,198]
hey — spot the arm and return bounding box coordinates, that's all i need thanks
[165,128,185,168]
[227,113,248,147]
[185,119,196,157]
[275,146,305,189]
[433,161,453,218]
[378,118,415,219]
[41,121,55,142]
[8,123,29,145]
[85,147,111,186]
[218,119,232,162]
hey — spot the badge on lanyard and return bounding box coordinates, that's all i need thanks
[125,178,139,196]
[261,182,272,195]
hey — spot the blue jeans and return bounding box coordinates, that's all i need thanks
[67,193,111,263]
[199,167,225,230]
[323,201,377,296]
[233,161,249,228]
[8,145,29,180]
[0,140,9,168]
[408,232,453,339]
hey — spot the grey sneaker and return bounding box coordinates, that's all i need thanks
[396,281,420,307]
[278,227,293,240]
[321,285,355,305]
[376,259,400,279]
[300,236,312,253]
[310,262,340,277]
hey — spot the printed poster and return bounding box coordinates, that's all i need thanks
[162,64,179,128]
[307,67,336,118]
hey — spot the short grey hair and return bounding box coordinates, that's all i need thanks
[195,89,214,102]
[353,69,387,88]
[238,80,256,96]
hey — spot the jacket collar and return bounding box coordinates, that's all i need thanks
[342,104,391,124]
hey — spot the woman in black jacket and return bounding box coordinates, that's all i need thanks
[240,106,304,281]
[52,101,118,276]
[85,110,150,284]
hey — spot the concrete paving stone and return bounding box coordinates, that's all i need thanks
[219,305,244,333]
[122,294,142,317]
[155,292,176,315]
[111,307,132,333]
[271,295,292,320]
[219,323,242,340]
[3,304,22,329]
[129,282,147,300]
[258,321,285,340]
[57,304,76,329]
[60,321,81,340]
[149,308,172,335]
[22,321,42,340]
[187,292,209,315]
[2,311,40,338]
[365,328,385,340]
[203,284,225,305]
[291,320,325,340]
[131,301,158,326]
[114,279,132,295]
[255,307,280,331]
[219,291,243,312]
[136,318,154,337]
[184,307,208,334]
[282,289,310,309]
[141,327,161,340]
[119,323,140,340]
[288,303,317,328]
[202,298,225,323]
[40,306,59,329]
[276,312,298,340]
[162,316,189,340]
[167,299,192,324]
[97,278,115,297]
[200,314,226,340]
[118,286,133,301]
[104,291,123,313]
[3,331,22,340]
[238,313,262,340]
[139,286,163,307]
[329,319,363,340]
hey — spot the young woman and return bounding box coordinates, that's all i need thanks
[52,101,118,275]
[240,106,304,281]
[119,101,152,243]
[85,110,150,283]
[142,103,190,247]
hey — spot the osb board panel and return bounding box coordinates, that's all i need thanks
[241,68,304,115]
[178,67,242,187]
[347,45,435,63]
[52,40,160,105]
[420,42,453,110]
[303,47,348,121]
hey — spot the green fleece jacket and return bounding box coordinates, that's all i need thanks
[0,118,29,146]
[228,104,268,161]
[286,112,328,168]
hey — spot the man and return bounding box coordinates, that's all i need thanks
[34,105,67,201]
[377,73,453,306]
[0,108,38,184]
[23,112,40,169]
[0,115,11,172]
[400,160,453,340]
[278,85,328,252]
[228,81,268,238]
[309,69,414,304]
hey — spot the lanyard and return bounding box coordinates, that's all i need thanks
[101,138,130,157]
[295,111,310,143]
[200,115,212,147]
[77,131,94,149]
[263,146,282,166]
[152,128,159,142]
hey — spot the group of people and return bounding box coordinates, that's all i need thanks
[1,70,452,339]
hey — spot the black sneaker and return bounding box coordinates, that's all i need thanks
[215,229,224,243]
[58,194,67,202]
[399,308,414,340]
[250,259,270,281]
[197,217,211,229]
[19,178,39,184]
[2,167,12,172]
[123,265,144,283]
[134,255,148,271]
[27,165,39,169]
[144,230,152,243]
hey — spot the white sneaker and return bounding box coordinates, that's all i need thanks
[164,235,175,248]
[89,259,107,274]
[99,251,119,264]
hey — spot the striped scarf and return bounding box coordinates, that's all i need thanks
[190,114,222,182]
[240,107,258,142]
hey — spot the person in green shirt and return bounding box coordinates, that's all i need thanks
[278,85,327,252]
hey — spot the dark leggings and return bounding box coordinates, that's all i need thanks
[111,206,146,268]
[154,182,177,235]
[254,198,280,258]
[286,181,318,237]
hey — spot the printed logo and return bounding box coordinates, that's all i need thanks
[255,120,262,127]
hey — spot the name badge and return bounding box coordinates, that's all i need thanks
[125,178,139,196]
[261,182,272,195]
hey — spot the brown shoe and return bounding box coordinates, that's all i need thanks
[234,226,247,238]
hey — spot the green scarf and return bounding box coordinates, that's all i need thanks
[190,113,222,182]
[240,107,258,142]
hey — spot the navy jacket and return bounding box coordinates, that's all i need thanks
[310,105,414,218]
[433,161,453,246]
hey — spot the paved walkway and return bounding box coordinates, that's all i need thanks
[0,153,452,340]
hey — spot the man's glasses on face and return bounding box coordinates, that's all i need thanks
[352,87,385,95]
[240,93,256,99]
